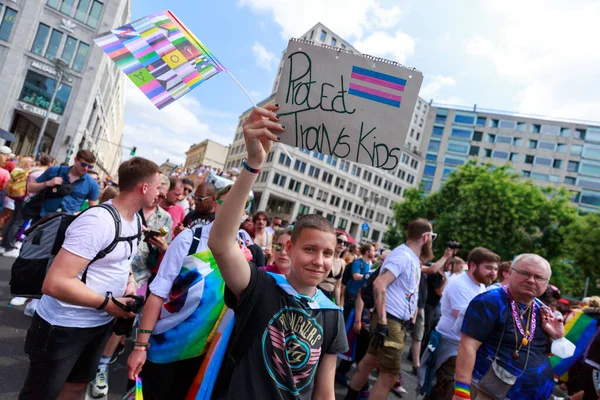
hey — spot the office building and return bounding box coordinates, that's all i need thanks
[184,139,229,171]
[0,0,130,177]
[421,104,600,213]
[225,23,428,246]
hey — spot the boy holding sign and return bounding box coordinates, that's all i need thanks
[208,104,348,399]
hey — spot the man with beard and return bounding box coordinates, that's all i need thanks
[426,247,500,400]
[176,182,216,235]
[345,218,435,400]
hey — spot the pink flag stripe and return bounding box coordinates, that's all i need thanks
[351,72,405,92]
[348,83,402,102]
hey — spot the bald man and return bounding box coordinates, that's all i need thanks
[175,182,217,235]
[453,254,564,400]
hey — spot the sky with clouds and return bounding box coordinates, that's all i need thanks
[121,0,599,165]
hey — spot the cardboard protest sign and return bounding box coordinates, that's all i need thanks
[274,39,423,170]
[94,10,225,110]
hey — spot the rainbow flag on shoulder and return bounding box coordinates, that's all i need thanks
[550,310,598,380]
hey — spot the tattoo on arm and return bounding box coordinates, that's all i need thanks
[374,288,379,302]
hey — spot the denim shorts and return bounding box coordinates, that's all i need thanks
[19,313,113,400]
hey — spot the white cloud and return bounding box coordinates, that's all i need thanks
[252,42,278,71]
[419,75,456,101]
[464,0,600,120]
[122,81,232,166]
[239,0,403,41]
[353,30,415,64]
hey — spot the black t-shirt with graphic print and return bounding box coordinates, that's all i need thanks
[218,267,348,399]
[182,211,214,229]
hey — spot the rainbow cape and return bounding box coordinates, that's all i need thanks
[148,249,225,364]
[550,310,598,380]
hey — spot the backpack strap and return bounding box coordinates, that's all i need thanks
[187,226,203,255]
[81,204,121,284]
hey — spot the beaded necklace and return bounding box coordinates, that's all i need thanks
[503,286,537,359]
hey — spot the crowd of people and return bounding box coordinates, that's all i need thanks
[5,103,600,400]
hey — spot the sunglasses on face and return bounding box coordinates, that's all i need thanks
[337,239,348,246]
[192,195,210,202]
[80,161,94,170]
[422,232,438,241]
[273,243,285,251]
[183,188,193,193]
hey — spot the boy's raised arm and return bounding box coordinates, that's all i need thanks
[208,103,284,300]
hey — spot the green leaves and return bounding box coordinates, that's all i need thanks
[386,162,597,297]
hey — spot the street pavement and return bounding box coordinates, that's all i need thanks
[0,255,420,400]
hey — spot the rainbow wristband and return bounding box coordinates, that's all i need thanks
[242,158,261,174]
[454,381,471,399]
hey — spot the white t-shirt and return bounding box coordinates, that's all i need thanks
[36,203,140,328]
[379,244,421,321]
[436,272,486,342]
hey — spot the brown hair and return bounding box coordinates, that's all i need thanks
[38,154,52,167]
[360,243,373,255]
[100,186,119,203]
[76,149,96,163]
[498,261,511,278]
[406,218,432,241]
[274,228,293,243]
[290,214,336,244]
[117,157,159,193]
[253,211,270,225]
[467,247,501,268]
[168,177,181,191]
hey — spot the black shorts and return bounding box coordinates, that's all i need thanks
[19,312,114,400]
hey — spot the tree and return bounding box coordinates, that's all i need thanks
[562,212,600,297]
[387,162,583,293]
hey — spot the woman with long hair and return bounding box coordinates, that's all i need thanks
[318,232,348,304]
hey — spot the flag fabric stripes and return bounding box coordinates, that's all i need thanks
[550,310,598,379]
[348,65,406,108]
[94,10,225,110]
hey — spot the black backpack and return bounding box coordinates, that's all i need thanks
[360,268,381,310]
[342,259,360,286]
[10,204,141,298]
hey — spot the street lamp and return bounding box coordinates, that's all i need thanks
[32,58,71,159]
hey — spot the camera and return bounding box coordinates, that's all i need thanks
[447,240,462,250]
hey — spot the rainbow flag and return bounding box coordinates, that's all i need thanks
[186,308,235,400]
[550,310,598,379]
[122,377,144,400]
[94,10,225,109]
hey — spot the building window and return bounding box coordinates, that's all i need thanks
[580,190,600,207]
[540,125,560,136]
[320,30,327,41]
[371,230,380,242]
[326,213,336,224]
[493,150,509,160]
[571,145,583,156]
[288,179,301,192]
[538,141,556,151]
[31,23,51,55]
[49,0,103,28]
[447,139,469,155]
[580,161,600,175]
[451,127,473,140]
[0,3,17,41]
[489,119,499,128]
[484,149,492,157]
[499,120,517,130]
[432,125,444,136]
[334,177,346,189]
[525,155,534,164]
[512,138,522,146]
[583,143,600,160]
[435,114,447,123]
[424,163,436,177]
[528,140,538,149]
[472,131,483,142]
[338,218,348,230]
[487,133,496,143]
[308,165,320,178]
[322,171,333,184]
[509,152,519,162]
[341,43,346,49]
[297,204,310,216]
[552,159,563,169]
[534,157,552,166]
[331,37,337,46]
[564,177,576,185]
[574,129,586,139]
[476,116,486,126]
[522,170,531,177]
[531,124,541,133]
[19,70,72,115]
[72,41,90,72]
[469,146,480,157]
[61,35,78,64]
[428,139,441,152]
[45,29,64,60]
[278,153,292,167]
[454,113,476,125]
[317,190,327,202]
[266,152,275,163]
[293,160,306,173]
[497,135,512,144]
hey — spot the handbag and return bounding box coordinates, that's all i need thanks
[22,167,73,220]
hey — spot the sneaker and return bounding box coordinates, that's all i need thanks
[391,383,407,397]
[24,299,38,317]
[9,297,28,306]
[90,369,108,398]
[110,343,125,364]
[3,248,20,258]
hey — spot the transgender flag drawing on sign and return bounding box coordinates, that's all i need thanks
[348,66,405,108]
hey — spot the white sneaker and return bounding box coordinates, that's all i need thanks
[3,248,20,258]
[9,297,28,306]
[24,299,38,317]
[90,369,108,398]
